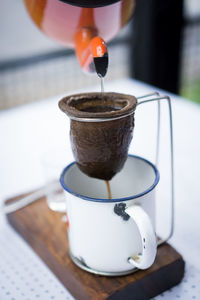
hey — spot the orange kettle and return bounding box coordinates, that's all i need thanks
[24,0,135,76]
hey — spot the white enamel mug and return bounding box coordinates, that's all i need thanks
[60,155,159,276]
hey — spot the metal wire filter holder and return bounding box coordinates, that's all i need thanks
[136,92,174,247]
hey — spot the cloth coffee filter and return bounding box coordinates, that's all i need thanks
[59,92,137,180]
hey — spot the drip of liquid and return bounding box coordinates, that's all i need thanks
[100,77,104,92]
[105,180,112,199]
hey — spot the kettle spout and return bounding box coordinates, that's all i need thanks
[91,36,108,77]
[75,29,108,77]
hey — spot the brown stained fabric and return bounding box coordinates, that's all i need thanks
[59,92,137,180]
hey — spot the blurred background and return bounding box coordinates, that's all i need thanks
[0,0,200,110]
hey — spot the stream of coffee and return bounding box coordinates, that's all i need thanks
[105,180,112,199]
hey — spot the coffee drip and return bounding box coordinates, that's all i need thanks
[105,180,112,199]
[59,92,137,184]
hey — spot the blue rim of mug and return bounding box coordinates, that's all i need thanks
[60,154,160,203]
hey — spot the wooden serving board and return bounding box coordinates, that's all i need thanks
[6,194,185,300]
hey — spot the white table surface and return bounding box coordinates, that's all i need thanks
[0,78,200,300]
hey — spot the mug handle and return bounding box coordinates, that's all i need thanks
[125,204,157,269]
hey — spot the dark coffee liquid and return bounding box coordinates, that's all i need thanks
[81,106,121,113]
[105,180,112,199]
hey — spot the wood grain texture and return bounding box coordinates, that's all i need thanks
[6,194,185,300]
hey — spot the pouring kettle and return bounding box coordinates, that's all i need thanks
[24,0,135,76]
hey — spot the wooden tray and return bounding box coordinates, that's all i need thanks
[6,194,185,300]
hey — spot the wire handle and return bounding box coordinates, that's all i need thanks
[137,92,174,244]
